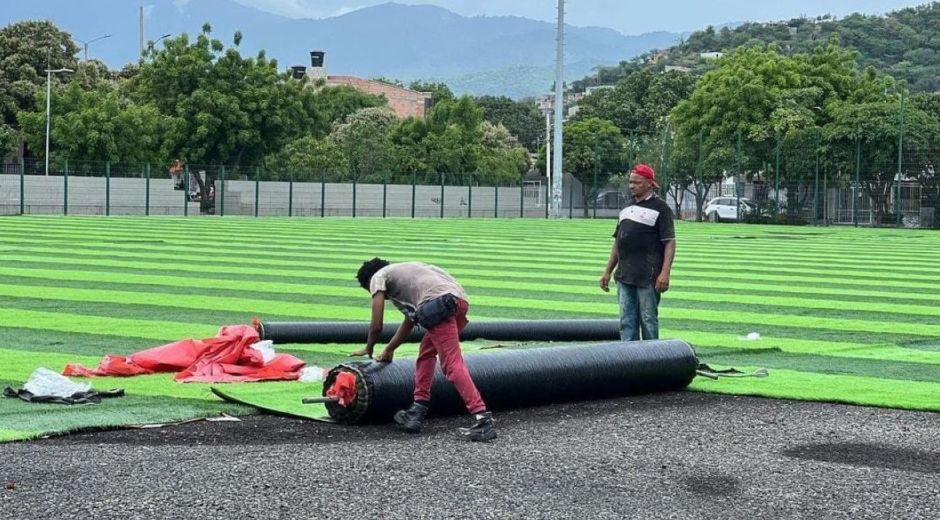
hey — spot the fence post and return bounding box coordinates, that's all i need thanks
[813,130,820,226]
[494,180,499,218]
[696,129,704,221]
[592,165,598,220]
[145,163,151,216]
[774,132,780,217]
[254,166,260,217]
[382,172,388,218]
[183,164,189,217]
[411,172,416,218]
[219,165,226,217]
[544,177,549,218]
[519,175,524,218]
[288,169,294,217]
[105,161,111,216]
[735,130,742,220]
[854,139,860,227]
[19,157,24,215]
[896,94,905,227]
[467,175,472,218]
[440,173,445,219]
[593,135,599,219]
[63,159,69,216]
[352,173,358,218]
[568,181,573,219]
[321,170,326,218]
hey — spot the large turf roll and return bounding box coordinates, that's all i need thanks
[259,319,621,344]
[323,339,697,424]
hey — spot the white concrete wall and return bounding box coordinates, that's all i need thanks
[0,174,200,215]
[0,175,554,218]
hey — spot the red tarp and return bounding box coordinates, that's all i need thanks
[63,325,305,383]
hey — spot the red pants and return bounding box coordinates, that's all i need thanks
[413,298,486,414]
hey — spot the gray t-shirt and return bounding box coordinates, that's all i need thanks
[369,262,469,318]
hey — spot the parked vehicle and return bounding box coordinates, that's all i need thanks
[704,197,754,222]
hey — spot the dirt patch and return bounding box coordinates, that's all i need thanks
[783,442,940,474]
[681,473,741,497]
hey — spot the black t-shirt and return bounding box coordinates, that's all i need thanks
[612,194,676,287]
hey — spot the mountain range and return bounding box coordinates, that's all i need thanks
[0,0,684,98]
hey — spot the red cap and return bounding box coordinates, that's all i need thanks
[632,164,659,189]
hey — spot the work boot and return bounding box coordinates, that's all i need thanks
[459,411,497,442]
[394,402,429,433]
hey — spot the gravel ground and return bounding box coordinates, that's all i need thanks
[1,392,938,520]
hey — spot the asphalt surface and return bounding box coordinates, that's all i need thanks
[1,391,938,519]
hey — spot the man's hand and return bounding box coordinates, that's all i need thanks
[599,272,612,292]
[655,272,671,293]
[348,346,373,358]
[374,348,395,363]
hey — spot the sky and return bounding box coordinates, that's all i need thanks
[230,0,928,34]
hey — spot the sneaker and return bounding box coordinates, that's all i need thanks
[459,411,497,442]
[394,402,428,433]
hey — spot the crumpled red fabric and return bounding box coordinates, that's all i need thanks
[62,324,305,383]
[326,371,358,407]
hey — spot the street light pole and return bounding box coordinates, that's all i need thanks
[78,34,111,61]
[146,33,172,56]
[44,68,73,176]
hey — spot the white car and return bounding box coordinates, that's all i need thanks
[704,197,753,222]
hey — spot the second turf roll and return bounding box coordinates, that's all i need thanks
[258,319,622,344]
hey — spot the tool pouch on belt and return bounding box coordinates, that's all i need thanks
[415,293,458,329]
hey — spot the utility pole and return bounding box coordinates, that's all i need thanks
[551,0,565,217]
[545,109,551,209]
[139,6,145,58]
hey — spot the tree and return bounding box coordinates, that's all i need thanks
[0,20,79,158]
[473,95,544,151]
[386,96,526,184]
[329,107,398,182]
[128,26,318,170]
[409,81,454,103]
[71,60,114,90]
[263,136,348,181]
[0,21,79,127]
[670,40,893,221]
[476,121,529,184]
[0,124,17,157]
[554,117,627,216]
[825,96,938,223]
[18,82,162,167]
[305,84,385,137]
[574,69,695,136]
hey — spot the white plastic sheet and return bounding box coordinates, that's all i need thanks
[23,368,91,397]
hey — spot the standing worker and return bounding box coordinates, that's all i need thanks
[350,258,496,442]
[599,164,676,341]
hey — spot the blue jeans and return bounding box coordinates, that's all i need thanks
[617,282,661,341]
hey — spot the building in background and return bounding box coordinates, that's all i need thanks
[291,50,433,118]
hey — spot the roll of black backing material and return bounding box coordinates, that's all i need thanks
[258,319,622,344]
[322,339,697,424]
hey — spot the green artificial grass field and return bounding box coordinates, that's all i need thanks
[1,215,938,442]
